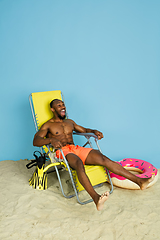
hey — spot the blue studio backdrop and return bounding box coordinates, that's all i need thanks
[0,0,160,168]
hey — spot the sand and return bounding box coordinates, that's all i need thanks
[0,159,160,240]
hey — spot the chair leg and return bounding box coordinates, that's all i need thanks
[106,168,114,194]
[54,165,76,199]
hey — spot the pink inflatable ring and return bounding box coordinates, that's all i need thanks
[108,158,158,190]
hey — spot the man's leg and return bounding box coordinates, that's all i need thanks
[66,153,109,210]
[85,150,154,190]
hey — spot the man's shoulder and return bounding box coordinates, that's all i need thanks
[47,118,55,123]
[65,119,76,124]
[41,118,54,128]
[65,118,75,122]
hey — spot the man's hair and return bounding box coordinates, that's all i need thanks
[50,99,62,108]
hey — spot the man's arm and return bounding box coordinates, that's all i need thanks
[33,130,50,147]
[33,123,63,148]
[70,120,104,140]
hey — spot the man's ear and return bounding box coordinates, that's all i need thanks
[51,108,55,113]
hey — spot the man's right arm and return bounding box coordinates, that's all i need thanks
[33,123,63,148]
[33,123,51,147]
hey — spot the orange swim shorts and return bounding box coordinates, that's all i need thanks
[56,145,92,164]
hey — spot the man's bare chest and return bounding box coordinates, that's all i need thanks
[48,121,74,136]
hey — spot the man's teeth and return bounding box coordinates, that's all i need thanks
[61,110,65,114]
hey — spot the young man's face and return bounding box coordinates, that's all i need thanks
[51,100,66,119]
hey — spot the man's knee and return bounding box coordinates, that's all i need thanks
[94,150,110,162]
[66,153,84,170]
[74,158,85,171]
[86,149,108,165]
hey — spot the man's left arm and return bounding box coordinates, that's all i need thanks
[72,120,104,140]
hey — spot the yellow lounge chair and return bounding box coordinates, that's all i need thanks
[28,90,113,204]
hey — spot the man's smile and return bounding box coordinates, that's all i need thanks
[61,109,66,117]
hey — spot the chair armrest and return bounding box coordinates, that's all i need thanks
[73,132,98,139]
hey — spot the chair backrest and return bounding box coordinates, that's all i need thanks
[31,90,63,130]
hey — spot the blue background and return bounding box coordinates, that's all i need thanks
[0,0,160,168]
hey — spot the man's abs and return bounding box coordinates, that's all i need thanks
[47,132,74,147]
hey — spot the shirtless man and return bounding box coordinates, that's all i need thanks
[33,99,154,211]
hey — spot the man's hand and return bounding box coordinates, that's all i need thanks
[93,130,104,140]
[50,138,63,149]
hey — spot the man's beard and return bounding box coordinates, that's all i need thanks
[57,113,66,120]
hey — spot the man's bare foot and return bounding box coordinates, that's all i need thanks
[140,175,155,190]
[96,191,109,211]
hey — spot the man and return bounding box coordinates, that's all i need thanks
[33,99,154,211]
